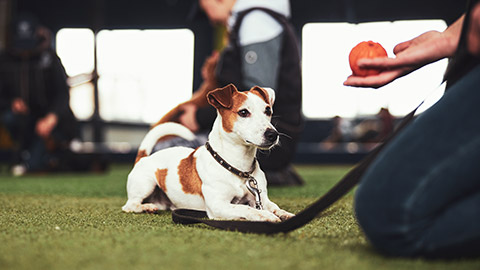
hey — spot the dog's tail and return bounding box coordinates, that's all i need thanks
[134,122,196,164]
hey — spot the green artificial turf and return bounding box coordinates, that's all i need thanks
[0,164,479,270]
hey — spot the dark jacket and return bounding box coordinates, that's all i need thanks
[0,49,78,140]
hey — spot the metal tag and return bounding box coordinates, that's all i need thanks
[246,177,262,210]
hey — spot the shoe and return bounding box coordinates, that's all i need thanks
[264,165,304,186]
[11,164,27,177]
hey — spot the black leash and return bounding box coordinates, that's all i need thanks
[171,105,420,234]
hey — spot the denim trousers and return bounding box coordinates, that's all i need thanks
[355,64,480,258]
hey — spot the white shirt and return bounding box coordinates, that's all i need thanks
[228,0,291,46]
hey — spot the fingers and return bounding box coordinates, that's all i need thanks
[356,51,423,70]
[393,40,412,55]
[343,69,407,88]
[356,57,398,69]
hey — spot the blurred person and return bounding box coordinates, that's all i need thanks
[323,116,352,142]
[345,0,480,258]
[376,107,394,141]
[352,107,395,143]
[0,13,79,175]
[173,0,304,185]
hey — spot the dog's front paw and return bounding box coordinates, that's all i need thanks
[141,203,160,213]
[122,202,159,214]
[251,210,282,222]
[273,209,295,221]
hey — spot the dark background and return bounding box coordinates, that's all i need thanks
[13,0,467,90]
[3,0,469,163]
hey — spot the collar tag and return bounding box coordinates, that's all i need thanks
[246,177,263,210]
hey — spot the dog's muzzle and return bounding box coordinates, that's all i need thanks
[264,128,278,143]
[263,128,279,147]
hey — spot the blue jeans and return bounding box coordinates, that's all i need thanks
[355,65,480,258]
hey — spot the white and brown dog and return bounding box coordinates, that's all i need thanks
[122,84,294,222]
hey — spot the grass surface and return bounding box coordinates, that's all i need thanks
[0,164,479,270]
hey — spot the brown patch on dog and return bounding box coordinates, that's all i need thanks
[207,84,236,109]
[155,134,177,145]
[250,86,271,105]
[178,150,204,198]
[207,84,243,133]
[218,91,248,133]
[155,168,168,192]
[135,149,148,164]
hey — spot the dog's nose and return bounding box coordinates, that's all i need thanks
[264,128,279,143]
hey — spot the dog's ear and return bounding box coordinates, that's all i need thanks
[250,86,275,106]
[207,84,238,109]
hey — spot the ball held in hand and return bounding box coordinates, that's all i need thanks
[349,41,388,77]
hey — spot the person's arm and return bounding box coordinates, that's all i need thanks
[467,2,480,56]
[36,51,69,138]
[48,52,71,116]
[178,51,220,133]
[344,15,465,88]
[35,112,58,138]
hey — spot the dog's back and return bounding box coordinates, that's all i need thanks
[123,122,204,213]
[134,122,195,164]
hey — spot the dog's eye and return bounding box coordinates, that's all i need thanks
[238,109,250,118]
[265,106,272,116]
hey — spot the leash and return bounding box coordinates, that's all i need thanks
[171,103,421,234]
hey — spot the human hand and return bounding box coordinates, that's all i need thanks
[36,113,58,138]
[179,104,199,133]
[344,30,457,88]
[12,98,29,114]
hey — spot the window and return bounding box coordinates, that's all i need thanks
[56,28,95,120]
[302,20,448,119]
[56,28,195,123]
[96,29,194,123]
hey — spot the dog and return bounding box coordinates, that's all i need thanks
[122,84,294,222]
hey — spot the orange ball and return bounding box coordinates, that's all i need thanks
[349,41,388,77]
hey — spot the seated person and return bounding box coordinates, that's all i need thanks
[345,0,480,258]
[0,13,80,175]
[155,0,304,186]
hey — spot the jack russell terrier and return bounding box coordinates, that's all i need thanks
[122,84,294,222]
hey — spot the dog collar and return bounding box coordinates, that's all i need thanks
[205,141,263,210]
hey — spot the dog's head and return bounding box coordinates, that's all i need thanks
[207,84,278,150]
